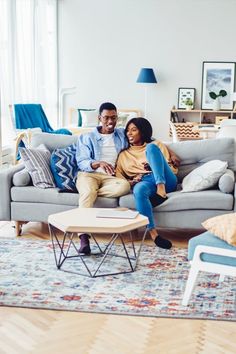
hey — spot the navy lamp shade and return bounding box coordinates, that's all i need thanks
[136,68,157,117]
[136,68,157,84]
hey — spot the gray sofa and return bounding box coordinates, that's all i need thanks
[0,133,235,235]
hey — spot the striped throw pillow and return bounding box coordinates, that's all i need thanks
[19,146,55,188]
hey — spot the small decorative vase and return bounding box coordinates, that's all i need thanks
[185,105,193,111]
[213,98,221,111]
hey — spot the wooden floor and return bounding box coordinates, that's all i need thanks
[0,221,235,354]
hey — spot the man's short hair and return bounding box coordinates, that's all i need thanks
[99,102,117,115]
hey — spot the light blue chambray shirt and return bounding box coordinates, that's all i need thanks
[76,127,128,172]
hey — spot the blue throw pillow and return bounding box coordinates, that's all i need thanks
[50,144,77,191]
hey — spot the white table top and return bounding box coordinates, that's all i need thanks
[192,125,220,133]
[48,208,149,233]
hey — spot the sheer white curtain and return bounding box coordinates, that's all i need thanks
[0,0,58,147]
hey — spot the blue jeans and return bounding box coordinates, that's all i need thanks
[133,143,177,229]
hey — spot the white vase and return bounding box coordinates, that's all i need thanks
[213,98,221,111]
[185,105,193,111]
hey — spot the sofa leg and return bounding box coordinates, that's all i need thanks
[15,221,23,237]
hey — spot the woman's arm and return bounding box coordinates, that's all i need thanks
[116,155,142,186]
[115,158,127,180]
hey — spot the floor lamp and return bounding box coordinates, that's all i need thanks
[136,68,157,117]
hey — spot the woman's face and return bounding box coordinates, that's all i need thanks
[126,123,142,145]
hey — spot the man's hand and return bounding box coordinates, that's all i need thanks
[91,161,115,175]
[166,146,181,168]
[170,153,181,168]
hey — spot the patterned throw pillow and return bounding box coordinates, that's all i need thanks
[202,213,236,246]
[19,146,56,188]
[50,144,77,191]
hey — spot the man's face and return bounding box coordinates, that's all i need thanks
[99,109,118,134]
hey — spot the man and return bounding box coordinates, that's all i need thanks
[76,102,130,254]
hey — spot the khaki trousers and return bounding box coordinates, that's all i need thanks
[76,172,130,208]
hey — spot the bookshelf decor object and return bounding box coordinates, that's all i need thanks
[178,88,195,109]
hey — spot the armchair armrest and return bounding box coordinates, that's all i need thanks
[0,164,24,220]
[194,245,236,260]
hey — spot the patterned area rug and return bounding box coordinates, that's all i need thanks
[0,238,235,320]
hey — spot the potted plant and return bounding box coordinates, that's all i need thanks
[209,89,227,110]
[184,98,193,110]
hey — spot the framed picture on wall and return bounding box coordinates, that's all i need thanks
[178,88,195,109]
[201,61,236,110]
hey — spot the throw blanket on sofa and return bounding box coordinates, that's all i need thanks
[14,104,72,159]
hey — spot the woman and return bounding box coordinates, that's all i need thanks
[116,118,179,249]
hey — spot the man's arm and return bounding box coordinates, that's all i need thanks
[76,135,96,172]
[76,134,115,175]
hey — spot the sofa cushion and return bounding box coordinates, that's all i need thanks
[218,169,235,194]
[181,160,227,192]
[168,138,235,178]
[19,146,56,189]
[50,144,77,191]
[188,231,236,266]
[11,186,119,208]
[202,213,236,246]
[119,190,234,212]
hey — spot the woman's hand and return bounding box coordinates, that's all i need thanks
[129,174,143,186]
[142,162,151,171]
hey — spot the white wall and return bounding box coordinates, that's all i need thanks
[58,0,236,139]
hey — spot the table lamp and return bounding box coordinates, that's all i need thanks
[136,68,157,117]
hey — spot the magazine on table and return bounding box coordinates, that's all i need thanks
[96,209,139,219]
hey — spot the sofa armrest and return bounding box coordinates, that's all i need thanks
[234,181,236,212]
[0,164,25,220]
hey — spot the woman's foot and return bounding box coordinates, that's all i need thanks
[156,183,167,198]
[154,235,172,249]
[149,194,168,207]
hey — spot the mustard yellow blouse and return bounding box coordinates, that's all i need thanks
[115,140,178,180]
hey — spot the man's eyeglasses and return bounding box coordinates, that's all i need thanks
[100,115,118,122]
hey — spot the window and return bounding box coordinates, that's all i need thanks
[0,0,58,147]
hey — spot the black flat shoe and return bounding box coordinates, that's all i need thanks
[149,194,168,207]
[154,235,172,249]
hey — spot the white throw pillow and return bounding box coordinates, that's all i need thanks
[81,110,98,127]
[181,160,228,192]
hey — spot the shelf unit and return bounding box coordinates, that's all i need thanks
[171,109,235,124]
[170,109,236,140]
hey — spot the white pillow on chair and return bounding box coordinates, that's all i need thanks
[81,111,98,127]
